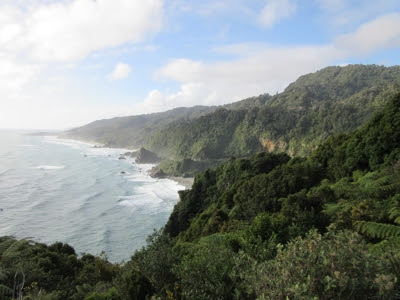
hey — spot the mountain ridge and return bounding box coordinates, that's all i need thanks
[61,64,400,176]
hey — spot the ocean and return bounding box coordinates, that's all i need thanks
[0,130,184,262]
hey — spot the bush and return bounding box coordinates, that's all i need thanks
[241,228,396,299]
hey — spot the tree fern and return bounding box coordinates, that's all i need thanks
[356,207,400,240]
[356,221,400,239]
[390,207,400,224]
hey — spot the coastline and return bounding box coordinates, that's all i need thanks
[53,134,195,190]
[168,176,194,190]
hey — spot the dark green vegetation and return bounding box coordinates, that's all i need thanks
[2,91,400,299]
[62,64,400,177]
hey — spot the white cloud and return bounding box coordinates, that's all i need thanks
[108,63,132,81]
[0,57,42,100]
[258,0,297,28]
[0,0,164,63]
[153,45,335,109]
[136,13,400,113]
[0,0,164,129]
[334,13,400,56]
[315,0,400,29]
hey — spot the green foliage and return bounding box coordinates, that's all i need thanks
[114,267,153,300]
[173,234,238,300]
[0,237,122,300]
[313,93,400,179]
[356,203,400,248]
[130,230,178,293]
[240,229,397,299]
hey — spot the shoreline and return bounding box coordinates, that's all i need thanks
[53,135,195,190]
[168,176,194,190]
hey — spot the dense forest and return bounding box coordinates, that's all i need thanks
[62,64,400,177]
[2,89,400,299]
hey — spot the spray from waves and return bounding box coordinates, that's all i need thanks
[116,179,180,215]
[117,194,162,214]
[43,138,88,150]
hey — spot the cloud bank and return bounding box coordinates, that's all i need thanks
[0,0,164,63]
[138,13,400,114]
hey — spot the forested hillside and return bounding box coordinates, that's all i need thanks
[60,106,217,148]
[62,64,400,177]
[2,92,400,299]
[145,65,400,159]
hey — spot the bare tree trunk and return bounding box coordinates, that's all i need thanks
[13,269,25,300]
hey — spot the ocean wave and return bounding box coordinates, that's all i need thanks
[117,189,167,215]
[0,168,14,177]
[74,191,104,213]
[44,139,83,150]
[33,165,65,170]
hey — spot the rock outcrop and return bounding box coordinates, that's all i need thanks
[134,147,161,164]
[149,166,167,178]
[260,138,286,152]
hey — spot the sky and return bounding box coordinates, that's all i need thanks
[0,0,400,129]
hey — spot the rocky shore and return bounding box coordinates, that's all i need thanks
[149,165,194,190]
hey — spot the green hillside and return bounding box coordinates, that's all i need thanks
[2,91,400,299]
[62,64,400,177]
[61,106,217,148]
[145,65,400,161]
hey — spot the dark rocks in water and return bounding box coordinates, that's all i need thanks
[135,147,161,164]
[118,156,126,160]
[120,171,126,175]
[122,151,138,157]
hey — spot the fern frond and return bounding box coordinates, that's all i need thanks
[366,174,390,188]
[356,221,400,239]
[389,207,400,224]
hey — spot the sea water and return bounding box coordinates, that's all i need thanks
[0,130,184,262]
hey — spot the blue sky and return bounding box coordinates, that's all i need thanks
[0,0,400,129]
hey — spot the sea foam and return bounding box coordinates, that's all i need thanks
[0,133,183,262]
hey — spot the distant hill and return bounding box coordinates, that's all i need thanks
[60,105,218,148]
[62,64,400,175]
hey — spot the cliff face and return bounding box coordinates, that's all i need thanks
[260,138,286,152]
